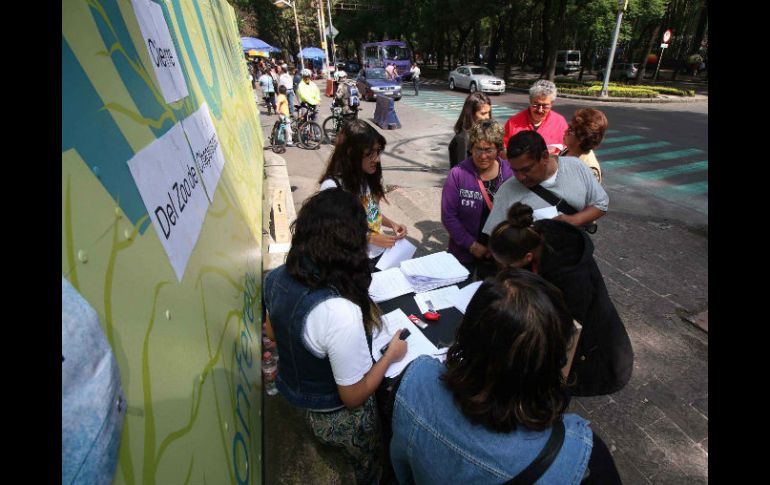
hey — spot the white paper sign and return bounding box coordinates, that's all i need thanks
[181,104,226,202]
[371,309,441,378]
[132,0,188,103]
[127,123,209,281]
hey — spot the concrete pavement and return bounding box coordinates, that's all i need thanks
[260,82,707,484]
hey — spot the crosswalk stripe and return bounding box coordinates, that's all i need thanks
[595,141,671,156]
[666,180,708,195]
[601,135,645,144]
[602,148,705,168]
[632,160,708,180]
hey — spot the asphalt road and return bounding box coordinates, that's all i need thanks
[260,81,708,484]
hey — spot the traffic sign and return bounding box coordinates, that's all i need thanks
[325,24,339,39]
[662,29,672,43]
[661,43,669,49]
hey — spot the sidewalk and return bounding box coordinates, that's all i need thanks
[261,120,707,484]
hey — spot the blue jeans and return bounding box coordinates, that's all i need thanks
[412,77,419,95]
[286,90,296,115]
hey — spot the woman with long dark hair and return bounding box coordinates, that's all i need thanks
[489,202,634,397]
[263,189,408,485]
[448,92,492,168]
[319,119,407,269]
[389,269,622,483]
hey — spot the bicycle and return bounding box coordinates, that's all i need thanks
[322,103,360,145]
[295,103,323,149]
[268,118,290,154]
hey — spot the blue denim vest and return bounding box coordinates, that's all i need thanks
[264,265,345,410]
[391,356,593,484]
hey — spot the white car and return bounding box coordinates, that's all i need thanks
[448,65,506,94]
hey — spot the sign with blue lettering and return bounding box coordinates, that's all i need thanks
[127,123,209,281]
[181,103,226,203]
[131,0,188,103]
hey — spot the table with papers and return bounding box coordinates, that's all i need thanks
[368,251,481,376]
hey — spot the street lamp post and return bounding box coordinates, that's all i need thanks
[600,0,628,98]
[274,0,304,69]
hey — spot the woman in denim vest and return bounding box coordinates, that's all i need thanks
[390,269,622,484]
[264,188,408,484]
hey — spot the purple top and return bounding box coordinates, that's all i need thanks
[441,156,514,263]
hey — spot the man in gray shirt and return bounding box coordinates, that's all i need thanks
[483,130,608,235]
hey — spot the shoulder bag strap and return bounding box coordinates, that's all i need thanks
[504,418,566,485]
[476,178,493,211]
[528,185,577,215]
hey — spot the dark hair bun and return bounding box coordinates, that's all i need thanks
[506,202,534,229]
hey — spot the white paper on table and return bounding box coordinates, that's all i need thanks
[368,267,414,303]
[451,281,483,314]
[400,251,469,279]
[181,103,226,202]
[414,286,460,314]
[371,309,441,378]
[375,238,417,271]
[434,347,449,363]
[131,0,188,103]
[533,205,559,221]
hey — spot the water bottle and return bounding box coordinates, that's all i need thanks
[262,334,278,361]
[262,351,279,396]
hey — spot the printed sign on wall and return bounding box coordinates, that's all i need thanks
[182,103,226,202]
[127,123,208,281]
[131,0,189,103]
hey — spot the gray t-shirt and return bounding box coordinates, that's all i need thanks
[482,156,609,235]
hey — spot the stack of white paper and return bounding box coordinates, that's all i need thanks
[368,267,415,303]
[414,286,461,314]
[372,309,441,378]
[399,251,470,293]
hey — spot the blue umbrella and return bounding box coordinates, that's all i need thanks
[241,37,281,53]
[297,47,326,60]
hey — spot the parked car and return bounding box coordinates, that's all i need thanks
[448,65,506,94]
[356,68,402,101]
[598,63,639,80]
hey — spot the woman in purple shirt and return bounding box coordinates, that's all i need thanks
[441,120,513,278]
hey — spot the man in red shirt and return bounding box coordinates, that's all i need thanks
[503,79,568,155]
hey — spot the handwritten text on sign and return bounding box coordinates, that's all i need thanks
[131,0,188,103]
[127,123,209,281]
[181,103,226,202]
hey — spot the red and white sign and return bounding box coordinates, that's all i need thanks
[662,29,672,43]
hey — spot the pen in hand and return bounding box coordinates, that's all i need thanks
[380,328,411,356]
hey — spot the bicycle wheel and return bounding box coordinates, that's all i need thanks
[271,122,286,154]
[299,122,323,149]
[322,116,341,145]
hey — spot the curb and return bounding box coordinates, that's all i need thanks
[505,86,707,104]
[262,151,296,274]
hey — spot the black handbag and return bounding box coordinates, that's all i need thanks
[528,185,598,234]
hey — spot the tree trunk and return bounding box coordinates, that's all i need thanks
[487,15,506,72]
[503,8,519,81]
[691,0,708,54]
[540,0,552,78]
[635,23,660,83]
[544,0,568,80]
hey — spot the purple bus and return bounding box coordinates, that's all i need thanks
[362,41,413,81]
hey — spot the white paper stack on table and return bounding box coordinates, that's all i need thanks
[372,309,441,378]
[399,251,470,293]
[368,250,470,303]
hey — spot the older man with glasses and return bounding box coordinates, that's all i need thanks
[503,80,568,155]
[441,120,514,278]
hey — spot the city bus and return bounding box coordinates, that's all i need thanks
[362,40,413,80]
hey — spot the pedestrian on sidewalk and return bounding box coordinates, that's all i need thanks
[318,120,408,271]
[410,62,421,95]
[263,188,409,485]
[278,65,296,116]
[488,202,634,396]
[276,86,294,146]
[258,70,276,115]
[449,92,492,168]
[503,80,568,154]
[560,108,608,184]
[441,120,513,280]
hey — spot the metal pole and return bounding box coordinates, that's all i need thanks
[318,0,331,76]
[316,1,325,76]
[326,0,337,69]
[654,47,665,81]
[292,2,304,69]
[600,0,627,98]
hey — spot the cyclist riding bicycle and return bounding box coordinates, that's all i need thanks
[333,71,361,115]
[297,68,321,121]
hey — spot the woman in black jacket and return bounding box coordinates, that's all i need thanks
[488,202,633,396]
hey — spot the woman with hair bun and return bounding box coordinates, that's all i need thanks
[263,188,408,485]
[489,202,634,397]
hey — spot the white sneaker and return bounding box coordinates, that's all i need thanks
[286,142,295,147]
